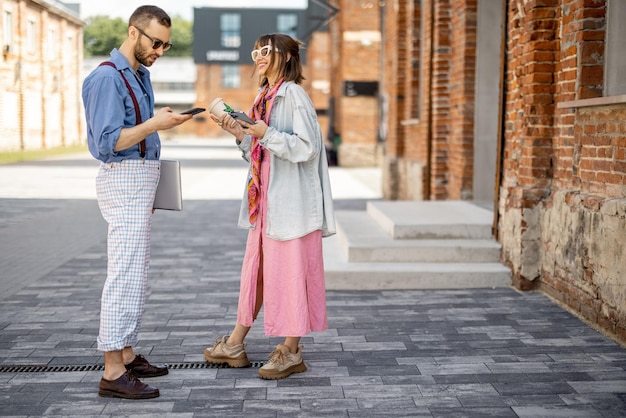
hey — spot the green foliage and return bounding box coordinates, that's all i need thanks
[168,17,192,57]
[84,15,127,57]
[83,15,193,58]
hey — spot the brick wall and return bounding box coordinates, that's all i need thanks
[498,0,626,343]
[448,1,477,200]
[382,0,477,201]
[380,0,625,343]
[0,0,84,151]
[328,0,381,167]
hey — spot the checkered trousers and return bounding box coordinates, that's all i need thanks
[95,159,160,352]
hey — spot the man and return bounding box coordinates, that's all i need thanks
[82,5,192,399]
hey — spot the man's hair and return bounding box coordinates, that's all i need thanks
[128,5,171,29]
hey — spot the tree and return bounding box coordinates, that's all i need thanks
[83,16,127,57]
[168,17,192,57]
[83,15,192,57]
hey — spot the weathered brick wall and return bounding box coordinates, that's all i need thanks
[499,0,559,282]
[499,0,626,343]
[0,0,83,151]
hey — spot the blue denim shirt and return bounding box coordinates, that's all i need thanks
[82,49,160,162]
[237,82,336,240]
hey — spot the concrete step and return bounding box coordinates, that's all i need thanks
[367,200,494,239]
[336,211,502,263]
[323,233,511,290]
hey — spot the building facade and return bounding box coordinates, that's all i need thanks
[191,6,331,140]
[0,0,83,151]
[366,0,625,343]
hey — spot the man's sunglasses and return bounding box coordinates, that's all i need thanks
[134,26,172,52]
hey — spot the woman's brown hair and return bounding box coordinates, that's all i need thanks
[254,33,305,87]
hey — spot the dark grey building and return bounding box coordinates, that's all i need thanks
[192,4,330,66]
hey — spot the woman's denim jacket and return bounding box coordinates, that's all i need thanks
[236,81,336,241]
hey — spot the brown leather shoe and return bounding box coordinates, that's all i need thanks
[124,354,169,378]
[99,371,159,399]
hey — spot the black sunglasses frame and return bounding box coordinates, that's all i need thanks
[134,26,172,51]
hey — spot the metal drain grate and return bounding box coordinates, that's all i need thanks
[0,361,265,373]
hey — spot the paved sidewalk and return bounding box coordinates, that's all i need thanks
[1,138,625,417]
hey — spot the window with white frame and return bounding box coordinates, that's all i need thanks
[27,19,37,53]
[222,64,240,88]
[220,13,241,48]
[47,28,58,60]
[277,14,298,38]
[3,10,13,52]
[604,0,626,96]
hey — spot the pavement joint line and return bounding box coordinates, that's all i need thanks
[0,361,265,373]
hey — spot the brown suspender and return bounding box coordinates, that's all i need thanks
[99,61,146,158]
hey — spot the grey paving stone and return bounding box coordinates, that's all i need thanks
[568,380,626,393]
[354,396,418,409]
[457,394,514,407]
[430,407,518,418]
[511,405,603,417]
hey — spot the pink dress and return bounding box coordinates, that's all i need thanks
[237,148,328,336]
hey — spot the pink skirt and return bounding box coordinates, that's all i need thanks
[237,149,328,336]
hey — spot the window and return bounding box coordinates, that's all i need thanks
[220,13,241,48]
[277,14,298,38]
[222,65,240,88]
[47,28,57,60]
[2,10,12,51]
[27,19,36,52]
[605,0,626,96]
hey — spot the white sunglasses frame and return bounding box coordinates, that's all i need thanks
[251,45,280,61]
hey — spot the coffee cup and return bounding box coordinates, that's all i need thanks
[209,97,229,118]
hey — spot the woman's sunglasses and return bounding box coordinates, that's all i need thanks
[251,45,280,61]
[134,26,173,52]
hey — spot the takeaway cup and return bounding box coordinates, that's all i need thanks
[209,97,228,118]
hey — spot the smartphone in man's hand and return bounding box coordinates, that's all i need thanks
[181,107,206,116]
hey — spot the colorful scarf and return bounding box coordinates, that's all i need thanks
[247,79,284,224]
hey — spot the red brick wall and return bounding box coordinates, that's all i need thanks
[554,0,610,193]
[502,0,558,211]
[380,1,625,343]
[499,0,626,343]
[429,0,453,199]
[448,0,477,200]
[328,0,381,167]
[382,0,477,200]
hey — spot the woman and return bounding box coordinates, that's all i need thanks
[205,33,336,380]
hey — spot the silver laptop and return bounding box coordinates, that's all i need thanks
[153,160,183,211]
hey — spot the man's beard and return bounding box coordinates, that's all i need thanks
[134,42,155,67]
